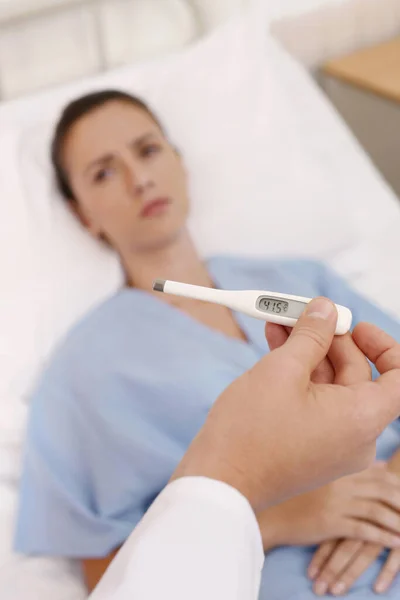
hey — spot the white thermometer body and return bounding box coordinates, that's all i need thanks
[153,280,352,336]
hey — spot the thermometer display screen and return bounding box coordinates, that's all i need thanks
[257,296,307,318]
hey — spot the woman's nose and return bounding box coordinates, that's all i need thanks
[126,164,153,196]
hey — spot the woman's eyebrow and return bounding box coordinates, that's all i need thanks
[130,132,158,149]
[84,154,114,175]
[83,133,158,174]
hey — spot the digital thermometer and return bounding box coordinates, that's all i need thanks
[153,279,352,336]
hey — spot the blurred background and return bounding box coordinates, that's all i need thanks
[0,0,400,195]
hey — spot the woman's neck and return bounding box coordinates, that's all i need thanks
[122,231,213,294]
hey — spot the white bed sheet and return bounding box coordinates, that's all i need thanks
[1,2,400,599]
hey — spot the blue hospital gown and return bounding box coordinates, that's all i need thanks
[15,256,400,599]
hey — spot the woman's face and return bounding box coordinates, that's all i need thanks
[62,100,189,254]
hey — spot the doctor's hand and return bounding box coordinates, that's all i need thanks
[173,297,400,512]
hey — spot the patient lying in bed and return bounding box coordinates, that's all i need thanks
[15,90,400,598]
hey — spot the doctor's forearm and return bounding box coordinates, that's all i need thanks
[90,478,265,600]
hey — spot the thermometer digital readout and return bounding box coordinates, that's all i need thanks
[153,279,352,336]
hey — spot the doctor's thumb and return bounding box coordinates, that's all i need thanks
[284,297,338,375]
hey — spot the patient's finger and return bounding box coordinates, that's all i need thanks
[353,323,400,375]
[331,543,382,596]
[374,548,400,594]
[308,540,338,580]
[328,332,372,386]
[315,539,365,595]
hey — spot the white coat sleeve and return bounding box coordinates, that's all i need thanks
[90,477,265,600]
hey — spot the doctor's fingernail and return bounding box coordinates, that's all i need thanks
[306,298,335,320]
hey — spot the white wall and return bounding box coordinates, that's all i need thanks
[0,0,247,100]
[1,0,400,100]
[270,0,400,68]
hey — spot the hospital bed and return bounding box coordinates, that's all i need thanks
[1,0,400,598]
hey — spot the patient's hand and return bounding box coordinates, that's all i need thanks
[258,463,400,553]
[309,538,400,596]
[308,457,400,596]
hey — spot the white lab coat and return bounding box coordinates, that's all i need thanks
[90,477,264,600]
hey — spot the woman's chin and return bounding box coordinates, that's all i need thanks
[133,230,185,254]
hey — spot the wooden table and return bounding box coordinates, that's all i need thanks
[323,37,400,105]
[321,38,400,198]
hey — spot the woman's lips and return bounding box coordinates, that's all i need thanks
[140,198,171,218]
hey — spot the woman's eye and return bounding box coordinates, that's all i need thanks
[142,144,160,158]
[93,167,113,183]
